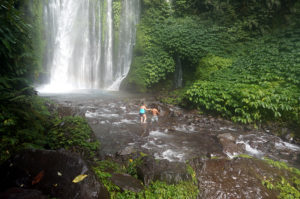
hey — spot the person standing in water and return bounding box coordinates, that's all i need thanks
[139,103,150,123]
[151,107,160,123]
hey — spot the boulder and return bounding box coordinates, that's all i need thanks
[0,188,48,199]
[111,173,143,193]
[189,157,280,199]
[0,149,109,199]
[136,156,191,185]
[217,133,244,157]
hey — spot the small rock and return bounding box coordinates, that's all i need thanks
[285,133,294,142]
[217,133,236,142]
[117,146,136,156]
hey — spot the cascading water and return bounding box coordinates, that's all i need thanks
[40,0,140,92]
[108,0,141,90]
[103,0,113,88]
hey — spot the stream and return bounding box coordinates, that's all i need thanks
[40,90,300,168]
[38,89,300,198]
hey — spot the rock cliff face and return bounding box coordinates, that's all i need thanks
[0,149,109,199]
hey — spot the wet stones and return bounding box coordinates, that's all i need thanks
[0,149,108,199]
[136,156,191,186]
[190,157,279,199]
[111,173,143,193]
[57,105,85,118]
[217,133,245,157]
[117,146,136,156]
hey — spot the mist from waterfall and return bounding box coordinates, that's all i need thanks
[40,0,140,92]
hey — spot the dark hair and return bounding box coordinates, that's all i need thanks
[151,104,158,109]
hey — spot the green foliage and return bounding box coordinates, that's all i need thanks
[186,164,197,184]
[236,154,253,159]
[160,89,187,105]
[0,85,99,163]
[19,0,46,80]
[173,0,298,33]
[93,155,198,199]
[96,159,124,173]
[263,177,300,199]
[142,180,199,199]
[184,29,300,125]
[96,179,199,199]
[263,157,300,176]
[129,0,299,130]
[0,0,46,84]
[155,17,235,64]
[0,0,35,81]
[262,179,275,190]
[143,46,175,86]
[122,56,148,92]
[185,79,299,124]
[277,177,300,199]
[124,2,175,91]
[94,171,199,199]
[48,116,100,158]
[126,157,143,179]
[94,168,118,193]
[196,54,232,80]
[262,158,300,198]
[0,88,51,163]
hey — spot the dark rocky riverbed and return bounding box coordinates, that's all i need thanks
[38,89,300,198]
[41,90,299,167]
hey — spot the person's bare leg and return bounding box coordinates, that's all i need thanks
[143,114,147,123]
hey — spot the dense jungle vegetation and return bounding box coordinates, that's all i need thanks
[124,0,300,133]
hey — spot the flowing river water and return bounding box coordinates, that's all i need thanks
[40,90,300,168]
[39,90,300,198]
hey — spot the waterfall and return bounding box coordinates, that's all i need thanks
[103,0,113,87]
[174,55,183,88]
[108,0,141,90]
[40,0,140,92]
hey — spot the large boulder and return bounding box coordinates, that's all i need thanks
[189,157,288,199]
[111,173,144,193]
[0,187,48,199]
[0,149,109,199]
[136,156,191,185]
